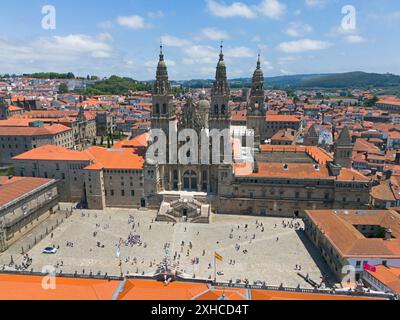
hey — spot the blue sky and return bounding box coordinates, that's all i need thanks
[0,0,399,80]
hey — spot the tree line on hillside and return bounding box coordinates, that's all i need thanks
[81,76,150,95]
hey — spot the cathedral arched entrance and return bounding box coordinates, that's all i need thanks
[183,170,197,191]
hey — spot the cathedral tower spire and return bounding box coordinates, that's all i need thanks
[334,126,353,168]
[250,53,264,98]
[247,54,266,147]
[153,43,171,95]
[211,42,230,118]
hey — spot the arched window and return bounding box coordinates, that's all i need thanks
[183,170,197,191]
[214,104,219,115]
[221,104,226,115]
[162,104,167,114]
[155,104,160,114]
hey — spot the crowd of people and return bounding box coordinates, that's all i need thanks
[1,209,326,290]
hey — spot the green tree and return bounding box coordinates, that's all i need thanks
[58,83,69,94]
[107,137,111,148]
[364,95,379,108]
[6,166,14,177]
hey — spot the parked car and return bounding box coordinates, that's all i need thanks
[42,247,58,254]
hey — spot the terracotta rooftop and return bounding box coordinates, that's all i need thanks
[271,129,296,142]
[112,133,149,149]
[0,275,382,300]
[13,145,93,161]
[85,147,145,171]
[259,145,333,165]
[305,209,400,259]
[265,115,301,122]
[117,279,209,300]
[0,176,56,208]
[366,265,400,294]
[0,274,119,300]
[0,124,71,136]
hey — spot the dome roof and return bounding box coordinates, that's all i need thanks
[158,60,167,69]
[217,60,226,68]
[198,99,210,110]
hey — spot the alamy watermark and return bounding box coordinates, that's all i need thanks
[146,122,255,175]
[41,265,57,290]
[341,5,357,32]
[41,5,56,30]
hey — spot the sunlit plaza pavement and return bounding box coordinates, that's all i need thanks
[0,206,336,289]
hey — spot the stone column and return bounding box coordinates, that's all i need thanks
[0,226,7,253]
[178,166,182,191]
[169,167,173,190]
[207,168,211,193]
[197,167,202,192]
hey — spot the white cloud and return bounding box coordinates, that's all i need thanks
[147,10,164,19]
[206,0,256,19]
[182,45,218,65]
[257,0,286,19]
[368,11,400,23]
[345,35,366,44]
[225,46,255,58]
[200,27,230,41]
[305,0,326,7]
[329,24,367,45]
[98,20,113,29]
[206,0,286,19]
[39,34,114,58]
[161,35,191,47]
[0,34,115,75]
[278,39,332,53]
[278,56,299,65]
[117,15,148,29]
[285,22,313,37]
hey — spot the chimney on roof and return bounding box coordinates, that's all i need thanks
[253,161,259,173]
[395,153,400,165]
[385,228,392,241]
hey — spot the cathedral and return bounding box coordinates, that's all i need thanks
[143,45,371,223]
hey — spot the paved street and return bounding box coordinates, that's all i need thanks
[0,207,336,289]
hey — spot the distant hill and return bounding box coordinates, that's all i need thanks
[82,76,150,95]
[174,72,400,90]
[296,72,400,89]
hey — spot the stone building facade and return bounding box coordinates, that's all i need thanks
[144,46,371,219]
[0,176,59,252]
[0,123,74,166]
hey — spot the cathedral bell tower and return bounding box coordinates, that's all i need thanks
[0,95,10,120]
[247,54,266,146]
[151,44,176,162]
[209,43,231,131]
[334,126,353,169]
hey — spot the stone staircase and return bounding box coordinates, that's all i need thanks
[156,191,211,224]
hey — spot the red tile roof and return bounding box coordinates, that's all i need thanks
[0,176,55,207]
[305,209,400,259]
[0,124,71,136]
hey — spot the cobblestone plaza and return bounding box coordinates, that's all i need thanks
[0,206,336,289]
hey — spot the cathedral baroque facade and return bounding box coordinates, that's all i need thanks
[144,46,371,220]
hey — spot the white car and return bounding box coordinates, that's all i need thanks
[42,247,58,254]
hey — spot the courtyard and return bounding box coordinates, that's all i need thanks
[0,206,336,289]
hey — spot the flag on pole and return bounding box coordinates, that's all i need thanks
[363,262,376,272]
[214,252,223,262]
